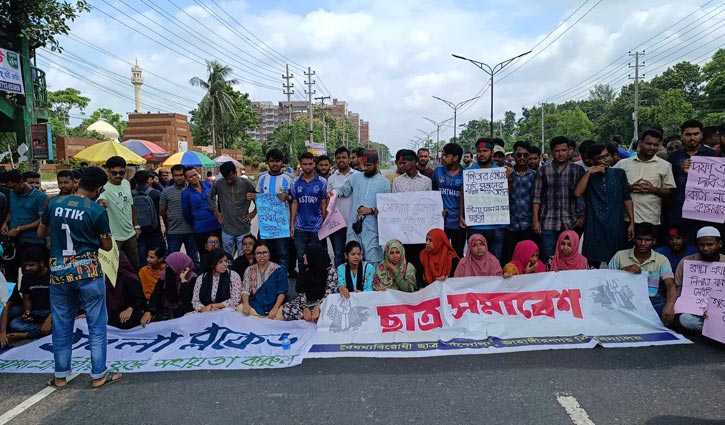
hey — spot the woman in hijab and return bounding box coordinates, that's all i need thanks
[454,234,503,278]
[373,240,416,292]
[237,242,288,319]
[503,240,546,278]
[192,248,242,312]
[420,229,459,285]
[140,252,197,325]
[550,230,588,271]
[283,243,336,322]
[106,251,146,329]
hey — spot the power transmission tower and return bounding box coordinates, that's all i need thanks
[315,95,331,147]
[304,67,316,146]
[283,64,294,158]
[629,51,645,143]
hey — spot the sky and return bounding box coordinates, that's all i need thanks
[41,0,724,152]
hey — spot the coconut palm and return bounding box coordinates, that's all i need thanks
[189,60,238,152]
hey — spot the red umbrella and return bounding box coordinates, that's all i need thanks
[122,139,169,159]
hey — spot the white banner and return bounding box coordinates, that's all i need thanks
[377,191,443,244]
[0,310,317,373]
[308,270,690,358]
[463,168,510,226]
[0,48,24,95]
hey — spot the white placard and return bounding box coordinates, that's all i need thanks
[0,48,24,95]
[377,191,443,244]
[463,168,510,226]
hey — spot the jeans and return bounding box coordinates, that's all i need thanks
[265,238,289,270]
[679,313,704,332]
[166,233,200,272]
[294,231,323,272]
[9,309,50,338]
[50,277,108,379]
[329,227,347,267]
[466,228,504,260]
[137,232,167,268]
[649,295,667,318]
[540,229,562,264]
[222,231,248,259]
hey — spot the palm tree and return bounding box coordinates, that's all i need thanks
[189,60,238,152]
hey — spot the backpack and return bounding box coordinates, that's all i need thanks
[132,188,158,229]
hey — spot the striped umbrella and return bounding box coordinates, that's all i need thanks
[162,150,216,167]
[122,139,169,159]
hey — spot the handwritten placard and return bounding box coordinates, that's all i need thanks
[256,193,290,240]
[703,290,725,343]
[318,195,346,240]
[98,239,120,287]
[675,260,725,315]
[682,156,725,223]
[463,168,510,226]
[377,191,443,244]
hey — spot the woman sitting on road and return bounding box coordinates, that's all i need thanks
[336,241,375,298]
[373,240,416,292]
[230,234,257,278]
[138,246,166,300]
[237,242,288,319]
[283,243,336,322]
[454,234,503,278]
[503,240,546,278]
[192,248,242,313]
[106,251,146,329]
[550,230,588,271]
[420,228,459,285]
[140,252,197,326]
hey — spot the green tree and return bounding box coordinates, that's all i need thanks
[702,49,725,113]
[0,0,90,51]
[189,60,239,152]
[650,62,702,104]
[550,107,595,142]
[589,84,616,103]
[47,87,90,135]
[70,108,127,139]
[641,89,695,136]
[189,85,259,151]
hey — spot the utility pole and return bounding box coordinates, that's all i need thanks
[540,103,545,153]
[304,67,316,147]
[283,64,294,159]
[452,50,532,137]
[315,95,331,147]
[629,51,645,143]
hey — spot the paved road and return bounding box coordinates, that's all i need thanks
[1,335,723,425]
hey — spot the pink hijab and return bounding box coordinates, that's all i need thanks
[510,240,546,274]
[454,234,502,277]
[550,230,588,271]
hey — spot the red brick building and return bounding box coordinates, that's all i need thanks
[122,113,194,155]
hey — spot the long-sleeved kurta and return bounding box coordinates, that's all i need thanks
[582,168,631,263]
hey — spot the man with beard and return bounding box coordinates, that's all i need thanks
[665,136,682,156]
[616,128,675,234]
[315,155,332,180]
[667,119,719,239]
[655,226,697,271]
[674,226,725,332]
[326,147,357,267]
[416,148,434,179]
[433,143,465,257]
[503,141,537,264]
[350,147,366,172]
[462,151,473,168]
[528,146,541,171]
[333,149,390,265]
[290,152,328,272]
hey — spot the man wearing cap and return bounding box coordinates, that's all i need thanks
[333,149,390,265]
[655,226,698,272]
[208,161,256,258]
[674,226,725,332]
[460,137,513,260]
[492,145,506,167]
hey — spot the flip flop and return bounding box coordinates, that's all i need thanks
[46,378,68,390]
[91,372,122,389]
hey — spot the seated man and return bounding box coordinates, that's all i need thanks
[654,226,698,272]
[674,226,725,333]
[608,222,676,325]
[8,245,52,341]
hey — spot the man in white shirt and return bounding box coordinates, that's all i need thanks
[326,147,357,267]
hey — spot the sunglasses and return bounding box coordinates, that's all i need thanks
[110,170,125,176]
[515,152,530,158]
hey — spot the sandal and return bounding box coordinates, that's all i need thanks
[46,378,68,390]
[91,372,122,389]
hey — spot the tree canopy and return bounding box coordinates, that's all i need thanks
[0,0,90,51]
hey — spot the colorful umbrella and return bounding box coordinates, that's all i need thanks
[162,150,216,167]
[73,140,146,165]
[213,155,243,167]
[122,139,169,159]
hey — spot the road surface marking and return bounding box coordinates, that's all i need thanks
[556,392,596,425]
[0,374,79,425]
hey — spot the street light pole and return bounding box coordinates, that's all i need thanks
[432,95,480,143]
[422,116,453,156]
[452,50,532,137]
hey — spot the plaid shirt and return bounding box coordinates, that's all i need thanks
[532,162,585,231]
[508,168,536,231]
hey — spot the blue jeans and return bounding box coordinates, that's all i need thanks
[9,309,51,338]
[137,232,167,267]
[265,238,289,270]
[650,295,667,318]
[329,227,347,267]
[166,233,200,272]
[222,231,248,259]
[466,228,504,260]
[50,277,108,379]
[294,230,322,272]
[541,229,561,263]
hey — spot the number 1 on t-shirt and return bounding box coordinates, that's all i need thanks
[61,223,76,256]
